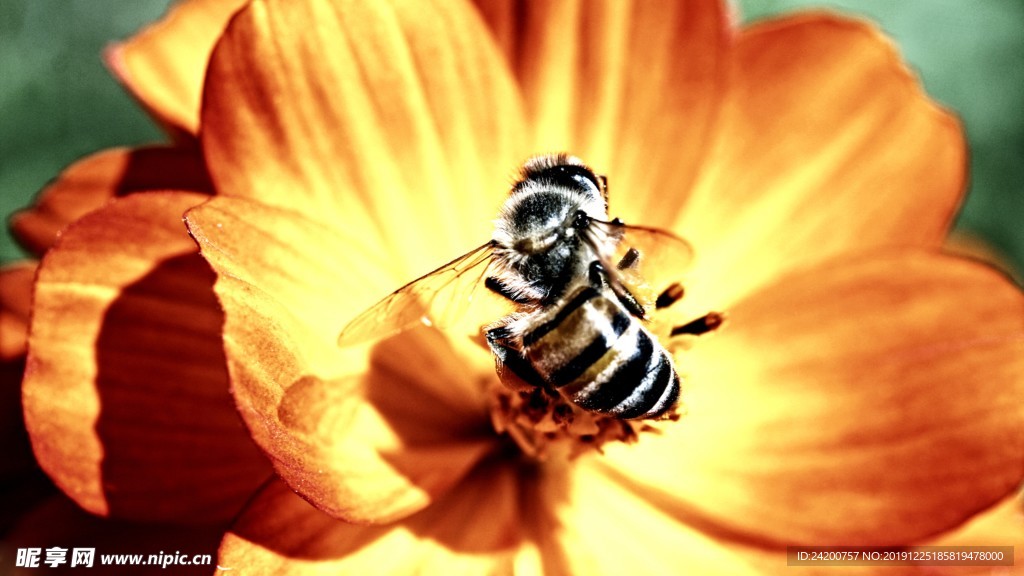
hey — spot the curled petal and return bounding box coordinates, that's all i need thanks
[10,147,212,257]
[187,197,496,523]
[218,466,520,574]
[106,0,249,138]
[473,0,729,228]
[23,192,270,523]
[607,252,1024,545]
[202,0,528,274]
[678,15,966,310]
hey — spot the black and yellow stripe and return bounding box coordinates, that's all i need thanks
[522,284,679,419]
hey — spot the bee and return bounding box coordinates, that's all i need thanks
[338,154,721,420]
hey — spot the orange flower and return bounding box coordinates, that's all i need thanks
[12,0,1024,574]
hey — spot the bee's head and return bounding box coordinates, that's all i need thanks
[490,154,610,300]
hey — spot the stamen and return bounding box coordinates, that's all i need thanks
[671,311,725,337]
[656,282,685,309]
[489,384,675,459]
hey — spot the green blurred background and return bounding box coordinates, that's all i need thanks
[2,0,1023,276]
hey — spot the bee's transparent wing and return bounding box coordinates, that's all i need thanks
[588,219,695,311]
[337,242,509,347]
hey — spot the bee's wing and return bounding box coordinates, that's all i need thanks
[589,219,695,310]
[337,242,508,347]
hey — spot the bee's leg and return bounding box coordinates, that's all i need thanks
[670,312,725,337]
[588,260,607,288]
[486,325,549,391]
[591,261,646,319]
[485,276,534,304]
[616,247,640,270]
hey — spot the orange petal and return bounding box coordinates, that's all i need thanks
[201,0,528,275]
[925,492,1024,575]
[677,15,966,311]
[472,0,729,228]
[184,196,391,373]
[0,261,35,360]
[11,496,223,576]
[513,458,762,575]
[23,192,270,523]
[187,197,497,523]
[9,147,212,257]
[606,251,1024,545]
[106,0,249,138]
[218,467,519,575]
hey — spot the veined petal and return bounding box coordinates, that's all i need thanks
[9,147,212,257]
[11,497,222,576]
[187,197,496,523]
[202,0,528,276]
[185,196,391,373]
[472,0,729,228]
[606,252,1024,545]
[0,262,35,360]
[677,15,966,311]
[106,0,249,138]
[517,458,762,576]
[218,467,519,575]
[23,192,270,523]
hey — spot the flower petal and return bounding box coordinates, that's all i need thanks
[185,196,390,373]
[9,147,212,257]
[472,0,729,227]
[11,496,222,576]
[105,0,249,138]
[218,468,520,575]
[186,197,496,523]
[0,261,35,360]
[607,252,1024,545]
[516,458,762,576]
[677,15,966,310]
[201,0,528,273]
[23,192,270,523]
[926,492,1024,575]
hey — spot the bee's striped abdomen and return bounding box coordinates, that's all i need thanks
[521,285,680,419]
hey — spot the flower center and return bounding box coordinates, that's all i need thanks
[488,384,681,459]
